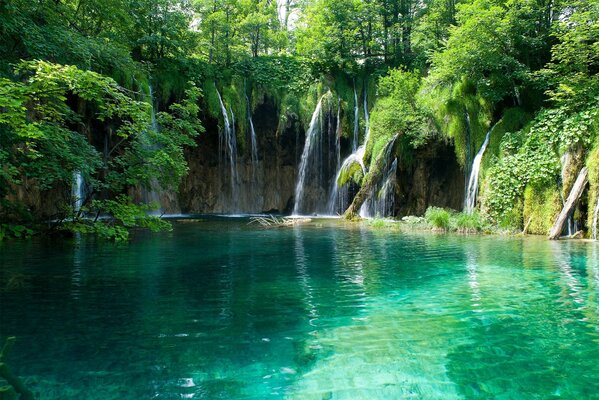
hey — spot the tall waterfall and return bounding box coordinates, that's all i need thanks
[464,126,493,213]
[326,102,345,214]
[140,85,161,212]
[592,195,599,240]
[216,88,239,209]
[246,94,259,179]
[293,96,325,215]
[72,171,84,213]
[353,85,359,152]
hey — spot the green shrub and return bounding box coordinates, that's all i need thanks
[455,212,483,233]
[425,207,450,230]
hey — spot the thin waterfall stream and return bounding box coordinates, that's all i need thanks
[246,94,258,180]
[72,171,84,213]
[141,85,162,213]
[216,87,239,210]
[292,95,325,215]
[464,124,495,213]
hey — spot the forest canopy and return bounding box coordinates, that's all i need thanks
[0,0,597,238]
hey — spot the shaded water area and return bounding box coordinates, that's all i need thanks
[1,219,598,399]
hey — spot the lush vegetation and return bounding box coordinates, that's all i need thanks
[0,0,597,239]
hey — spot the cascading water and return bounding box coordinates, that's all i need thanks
[353,85,359,152]
[328,89,372,215]
[374,158,398,217]
[72,171,84,213]
[216,88,239,210]
[293,96,325,215]
[464,126,493,213]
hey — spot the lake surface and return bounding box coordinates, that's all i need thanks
[0,219,598,399]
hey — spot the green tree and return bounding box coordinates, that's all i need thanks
[0,61,203,239]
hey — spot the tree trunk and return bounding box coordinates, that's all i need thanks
[548,167,588,240]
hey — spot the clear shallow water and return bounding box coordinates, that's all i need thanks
[0,220,598,399]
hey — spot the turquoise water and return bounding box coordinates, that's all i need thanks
[0,219,598,399]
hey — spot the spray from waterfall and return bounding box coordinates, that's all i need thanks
[216,88,239,210]
[293,95,325,215]
[464,124,495,213]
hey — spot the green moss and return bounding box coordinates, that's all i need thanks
[586,139,599,232]
[337,160,364,187]
[420,77,492,168]
[482,108,531,172]
[522,184,561,235]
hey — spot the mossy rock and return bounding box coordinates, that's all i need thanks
[523,184,561,235]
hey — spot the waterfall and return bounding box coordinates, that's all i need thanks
[359,134,399,218]
[327,89,372,215]
[353,85,359,152]
[293,96,325,215]
[246,94,258,179]
[72,171,84,213]
[592,195,599,240]
[216,88,239,210]
[363,88,370,144]
[464,127,493,213]
[374,158,398,217]
[139,85,162,213]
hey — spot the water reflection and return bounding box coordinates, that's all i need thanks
[1,223,598,399]
[293,227,318,327]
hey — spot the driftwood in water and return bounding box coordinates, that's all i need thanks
[549,167,588,240]
[249,215,311,228]
[0,337,34,400]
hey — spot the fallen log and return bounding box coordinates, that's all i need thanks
[549,167,588,240]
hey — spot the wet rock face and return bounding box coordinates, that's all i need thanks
[178,97,303,214]
[395,142,464,216]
